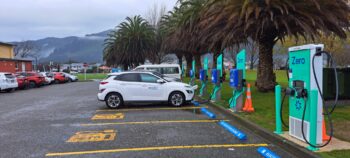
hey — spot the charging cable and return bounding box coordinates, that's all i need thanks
[300,51,338,148]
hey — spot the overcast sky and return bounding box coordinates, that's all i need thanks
[0,0,177,42]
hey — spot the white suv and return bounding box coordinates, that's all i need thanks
[61,72,78,82]
[97,71,196,109]
[0,73,18,92]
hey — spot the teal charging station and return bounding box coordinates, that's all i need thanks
[181,63,185,79]
[210,54,223,102]
[229,50,246,111]
[189,60,196,86]
[199,57,209,96]
[275,44,325,151]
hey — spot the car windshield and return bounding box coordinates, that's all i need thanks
[151,72,169,82]
[151,71,163,78]
[105,75,114,80]
[5,74,15,79]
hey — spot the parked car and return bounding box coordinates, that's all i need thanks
[61,72,78,82]
[0,73,18,92]
[53,72,68,84]
[40,72,54,85]
[16,72,45,88]
[14,74,29,89]
[134,64,182,79]
[97,71,196,109]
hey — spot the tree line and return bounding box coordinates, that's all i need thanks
[103,0,350,92]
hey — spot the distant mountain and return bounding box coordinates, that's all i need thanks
[11,30,113,64]
[85,30,112,37]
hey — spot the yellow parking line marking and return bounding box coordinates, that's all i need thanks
[91,113,124,120]
[95,106,208,112]
[66,130,116,143]
[46,143,268,156]
[80,119,229,126]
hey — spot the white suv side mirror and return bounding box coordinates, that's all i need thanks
[156,79,165,84]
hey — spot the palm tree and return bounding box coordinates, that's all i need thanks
[161,0,210,77]
[197,0,350,92]
[103,15,154,70]
[103,30,118,67]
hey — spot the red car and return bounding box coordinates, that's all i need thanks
[16,72,45,88]
[14,74,29,89]
[53,72,68,84]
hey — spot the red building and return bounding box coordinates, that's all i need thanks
[0,58,33,73]
[0,42,33,73]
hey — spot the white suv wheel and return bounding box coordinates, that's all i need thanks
[169,92,184,107]
[106,93,123,109]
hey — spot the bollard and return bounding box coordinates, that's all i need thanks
[218,121,246,140]
[191,101,200,106]
[200,108,216,118]
[274,85,283,134]
[257,147,281,158]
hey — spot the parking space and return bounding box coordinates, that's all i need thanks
[0,82,296,158]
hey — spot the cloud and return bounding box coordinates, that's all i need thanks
[0,0,177,41]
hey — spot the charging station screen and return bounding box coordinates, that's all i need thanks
[230,69,238,87]
[293,80,304,89]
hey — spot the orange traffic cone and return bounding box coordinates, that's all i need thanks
[322,119,330,141]
[243,83,254,112]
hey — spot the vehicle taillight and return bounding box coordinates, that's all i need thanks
[100,81,108,85]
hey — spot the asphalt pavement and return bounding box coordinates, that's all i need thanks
[0,82,297,158]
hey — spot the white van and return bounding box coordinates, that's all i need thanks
[0,73,18,92]
[134,64,182,79]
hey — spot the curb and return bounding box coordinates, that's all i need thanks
[197,97,320,158]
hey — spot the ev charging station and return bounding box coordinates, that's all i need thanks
[210,54,223,102]
[199,57,209,96]
[229,50,246,111]
[189,60,196,86]
[275,44,339,151]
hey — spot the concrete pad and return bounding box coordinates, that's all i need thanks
[280,132,350,152]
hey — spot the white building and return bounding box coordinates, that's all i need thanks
[70,63,85,72]
[60,63,85,72]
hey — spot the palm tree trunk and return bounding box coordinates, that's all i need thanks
[250,55,254,69]
[213,52,218,69]
[184,53,193,77]
[256,36,276,92]
[123,64,128,71]
[194,53,201,79]
[176,53,183,68]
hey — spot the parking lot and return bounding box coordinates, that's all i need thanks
[0,82,296,158]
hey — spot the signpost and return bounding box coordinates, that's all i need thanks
[210,54,223,102]
[189,60,196,86]
[83,63,88,80]
[199,57,209,96]
[49,61,53,72]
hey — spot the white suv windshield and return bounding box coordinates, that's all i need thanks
[151,71,163,78]
[5,74,15,79]
[151,72,169,82]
